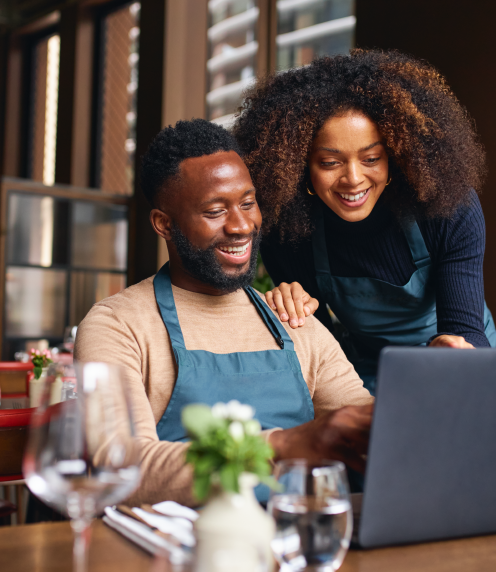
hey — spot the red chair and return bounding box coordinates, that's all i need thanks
[0,408,34,524]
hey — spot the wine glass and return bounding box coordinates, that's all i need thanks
[268,460,352,571]
[23,362,141,572]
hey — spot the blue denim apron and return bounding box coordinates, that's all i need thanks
[312,202,496,395]
[153,263,314,501]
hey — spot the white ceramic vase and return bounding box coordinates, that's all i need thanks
[194,473,275,572]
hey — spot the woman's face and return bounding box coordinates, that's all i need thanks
[308,111,389,222]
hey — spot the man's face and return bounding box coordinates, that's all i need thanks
[166,151,262,292]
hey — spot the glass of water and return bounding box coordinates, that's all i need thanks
[268,460,352,571]
[23,362,141,572]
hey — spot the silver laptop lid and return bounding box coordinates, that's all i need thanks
[359,347,496,548]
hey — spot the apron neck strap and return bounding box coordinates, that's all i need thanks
[153,262,187,349]
[244,286,294,350]
[154,263,294,351]
[401,218,431,269]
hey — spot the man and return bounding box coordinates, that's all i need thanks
[75,119,373,507]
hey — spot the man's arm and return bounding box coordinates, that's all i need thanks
[74,303,196,507]
[268,315,374,473]
[269,404,373,473]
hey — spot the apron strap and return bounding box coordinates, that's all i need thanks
[401,219,431,270]
[153,262,187,350]
[312,201,332,275]
[244,286,295,351]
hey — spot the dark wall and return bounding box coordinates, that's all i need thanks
[356,0,496,310]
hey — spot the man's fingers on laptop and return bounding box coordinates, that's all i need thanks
[334,446,367,474]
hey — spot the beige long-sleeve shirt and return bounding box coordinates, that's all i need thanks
[74,277,372,506]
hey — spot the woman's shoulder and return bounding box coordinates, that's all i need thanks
[417,190,485,256]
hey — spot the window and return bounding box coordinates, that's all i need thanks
[28,33,60,185]
[277,0,355,70]
[95,2,140,195]
[2,182,128,359]
[207,0,259,127]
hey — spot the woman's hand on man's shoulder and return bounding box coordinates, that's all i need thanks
[265,282,319,328]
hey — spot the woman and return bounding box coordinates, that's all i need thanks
[233,49,496,394]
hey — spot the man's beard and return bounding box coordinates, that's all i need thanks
[170,225,261,294]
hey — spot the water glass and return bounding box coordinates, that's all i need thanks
[23,362,141,572]
[268,460,352,571]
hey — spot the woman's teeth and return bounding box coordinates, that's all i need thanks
[218,243,250,256]
[339,189,368,202]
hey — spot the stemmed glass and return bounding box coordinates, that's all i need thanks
[23,362,141,572]
[268,460,352,571]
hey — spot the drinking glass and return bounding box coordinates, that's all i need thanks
[23,362,141,572]
[268,460,352,571]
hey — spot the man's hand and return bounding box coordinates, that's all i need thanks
[429,335,475,349]
[265,282,319,329]
[268,404,373,474]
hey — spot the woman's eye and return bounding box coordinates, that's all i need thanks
[241,201,256,209]
[364,157,380,164]
[321,161,339,167]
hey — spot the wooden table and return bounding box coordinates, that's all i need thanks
[0,520,495,572]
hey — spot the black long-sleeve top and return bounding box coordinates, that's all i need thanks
[260,190,490,348]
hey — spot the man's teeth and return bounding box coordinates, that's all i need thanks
[218,243,250,256]
[339,190,368,202]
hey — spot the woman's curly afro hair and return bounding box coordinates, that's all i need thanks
[233,49,486,240]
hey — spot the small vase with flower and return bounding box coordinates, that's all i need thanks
[29,348,53,408]
[182,400,277,572]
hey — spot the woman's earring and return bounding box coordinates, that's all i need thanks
[307,184,316,196]
[385,176,392,186]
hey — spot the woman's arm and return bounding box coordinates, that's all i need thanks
[427,191,490,347]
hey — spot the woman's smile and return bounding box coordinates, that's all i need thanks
[336,187,371,207]
[308,111,389,223]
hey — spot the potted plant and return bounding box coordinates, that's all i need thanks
[29,349,53,408]
[182,400,277,572]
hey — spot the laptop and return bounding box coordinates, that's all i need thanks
[353,346,496,548]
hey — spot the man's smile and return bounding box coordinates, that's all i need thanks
[216,240,252,264]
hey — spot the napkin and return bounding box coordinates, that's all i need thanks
[103,505,194,564]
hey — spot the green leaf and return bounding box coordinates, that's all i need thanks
[220,463,240,493]
[193,474,211,501]
[34,366,42,380]
[181,404,223,437]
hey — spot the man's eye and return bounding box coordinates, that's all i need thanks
[321,161,339,167]
[364,157,380,164]
[206,210,223,217]
[241,201,256,209]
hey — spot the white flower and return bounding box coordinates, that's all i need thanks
[244,419,261,436]
[226,400,254,421]
[211,402,228,419]
[228,421,245,442]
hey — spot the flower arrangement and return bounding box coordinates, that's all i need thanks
[30,348,53,379]
[182,400,276,501]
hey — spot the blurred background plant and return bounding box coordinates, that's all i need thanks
[252,254,274,294]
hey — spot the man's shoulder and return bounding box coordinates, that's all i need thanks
[93,275,156,313]
[250,288,327,341]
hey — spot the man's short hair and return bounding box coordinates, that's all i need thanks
[140,118,242,207]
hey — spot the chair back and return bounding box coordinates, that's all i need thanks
[0,408,33,481]
[0,362,33,397]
